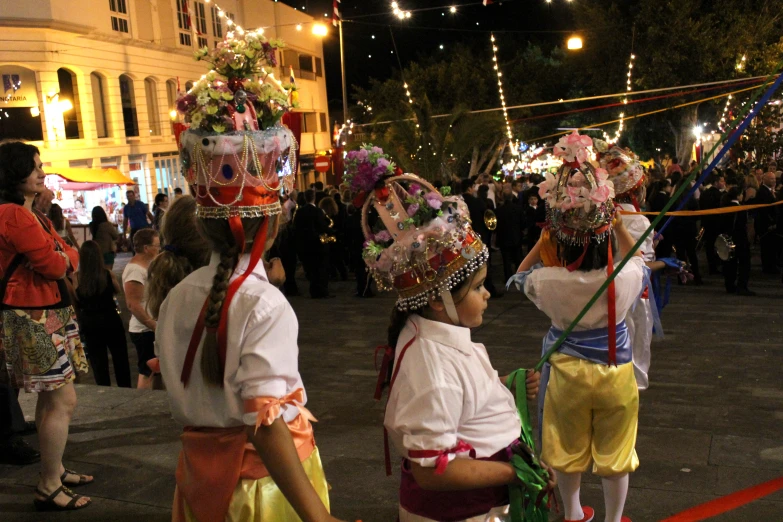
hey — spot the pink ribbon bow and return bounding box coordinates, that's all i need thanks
[244,388,317,434]
[408,440,476,475]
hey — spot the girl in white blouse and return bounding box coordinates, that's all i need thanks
[358,169,553,522]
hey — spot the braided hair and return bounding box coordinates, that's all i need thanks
[197,215,278,387]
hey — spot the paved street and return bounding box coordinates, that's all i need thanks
[1,253,782,521]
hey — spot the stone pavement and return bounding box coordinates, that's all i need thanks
[1,254,782,521]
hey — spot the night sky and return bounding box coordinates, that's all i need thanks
[276,0,579,119]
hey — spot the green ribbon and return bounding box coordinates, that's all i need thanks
[505,369,550,522]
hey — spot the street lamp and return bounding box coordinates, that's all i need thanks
[692,124,703,139]
[312,23,328,37]
[567,36,583,50]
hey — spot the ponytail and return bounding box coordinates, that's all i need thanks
[146,250,194,319]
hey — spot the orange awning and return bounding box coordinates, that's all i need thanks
[47,167,135,185]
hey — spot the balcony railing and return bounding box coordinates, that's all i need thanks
[281,67,317,82]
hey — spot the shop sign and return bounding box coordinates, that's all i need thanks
[0,66,38,108]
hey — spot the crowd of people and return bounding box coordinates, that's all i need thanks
[0,132,780,520]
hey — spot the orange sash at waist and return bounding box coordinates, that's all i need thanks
[174,414,316,522]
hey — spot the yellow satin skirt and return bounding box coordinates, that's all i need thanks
[179,447,330,522]
[541,353,640,477]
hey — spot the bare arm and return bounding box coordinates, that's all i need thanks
[411,458,517,492]
[517,239,542,272]
[124,280,156,331]
[615,216,643,259]
[110,271,121,294]
[246,420,342,522]
[65,221,80,249]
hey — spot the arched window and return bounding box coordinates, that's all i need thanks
[119,74,139,137]
[185,80,194,92]
[90,72,109,138]
[144,77,161,136]
[57,68,83,139]
[166,79,177,112]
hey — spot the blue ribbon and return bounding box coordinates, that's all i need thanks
[506,263,542,291]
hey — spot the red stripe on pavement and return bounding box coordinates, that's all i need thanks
[660,476,783,522]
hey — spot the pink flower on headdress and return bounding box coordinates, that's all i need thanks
[553,131,593,164]
[357,148,369,161]
[538,171,557,201]
[564,185,591,212]
[589,168,615,203]
[408,183,422,195]
[377,157,390,170]
[424,191,442,210]
[374,230,392,243]
[407,203,420,216]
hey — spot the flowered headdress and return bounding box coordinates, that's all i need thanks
[359,152,488,313]
[538,131,616,247]
[177,32,298,387]
[178,31,298,224]
[593,139,646,210]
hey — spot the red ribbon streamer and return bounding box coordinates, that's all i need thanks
[606,243,617,366]
[661,476,783,522]
[408,441,476,475]
[376,324,419,476]
[180,299,210,387]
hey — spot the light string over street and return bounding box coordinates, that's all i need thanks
[603,52,635,144]
[718,94,733,133]
[490,33,513,141]
[353,75,774,127]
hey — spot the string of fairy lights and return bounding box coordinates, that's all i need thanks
[718,94,733,133]
[490,33,513,141]
[603,52,635,144]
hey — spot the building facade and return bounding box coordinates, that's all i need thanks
[0,0,331,206]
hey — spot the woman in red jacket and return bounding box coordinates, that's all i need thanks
[0,141,92,511]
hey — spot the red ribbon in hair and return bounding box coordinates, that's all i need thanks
[181,216,269,387]
[606,241,617,366]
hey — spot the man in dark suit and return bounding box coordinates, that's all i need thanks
[721,187,754,295]
[294,189,332,298]
[754,172,778,274]
[496,193,527,282]
[461,178,500,297]
[650,180,673,258]
[313,181,327,206]
[700,173,726,274]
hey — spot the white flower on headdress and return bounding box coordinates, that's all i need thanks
[538,171,557,204]
[589,168,615,204]
[562,185,592,212]
[553,131,593,164]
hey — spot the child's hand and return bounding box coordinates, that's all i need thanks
[264,257,286,288]
[525,369,540,400]
[540,460,557,491]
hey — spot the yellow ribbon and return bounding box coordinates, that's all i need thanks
[621,198,783,217]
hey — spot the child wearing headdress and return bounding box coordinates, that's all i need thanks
[156,39,340,520]
[510,132,644,522]
[357,145,554,522]
[593,140,662,391]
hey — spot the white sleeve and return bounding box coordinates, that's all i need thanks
[235,301,301,426]
[390,382,464,468]
[616,257,645,317]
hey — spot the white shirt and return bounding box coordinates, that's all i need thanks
[156,253,305,428]
[122,262,151,334]
[524,256,644,331]
[619,203,655,263]
[385,315,521,468]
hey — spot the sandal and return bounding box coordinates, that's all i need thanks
[61,468,94,486]
[34,485,91,511]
